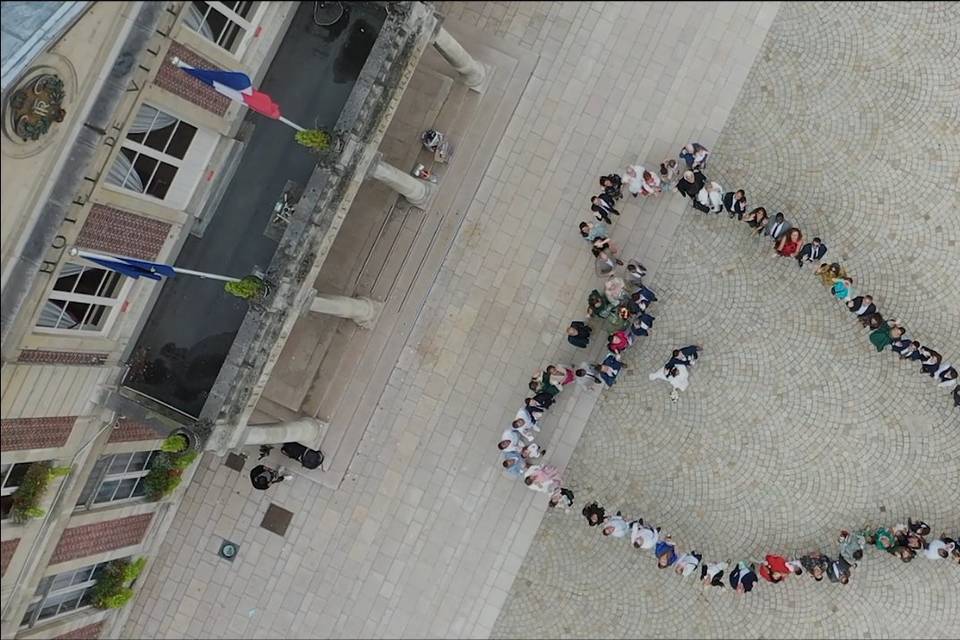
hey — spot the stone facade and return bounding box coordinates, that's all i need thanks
[0,2,299,638]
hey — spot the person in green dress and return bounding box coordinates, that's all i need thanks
[870,323,905,352]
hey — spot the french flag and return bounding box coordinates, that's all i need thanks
[171,57,281,120]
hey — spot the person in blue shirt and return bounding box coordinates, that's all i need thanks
[598,353,622,387]
[655,537,678,568]
[500,452,526,479]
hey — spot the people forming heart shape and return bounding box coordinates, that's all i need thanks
[497,142,960,593]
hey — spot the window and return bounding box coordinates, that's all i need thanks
[186,1,259,55]
[36,262,124,333]
[20,561,112,629]
[1,462,33,520]
[75,451,157,510]
[106,104,198,201]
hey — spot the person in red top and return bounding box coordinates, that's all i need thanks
[758,554,798,583]
[775,228,803,257]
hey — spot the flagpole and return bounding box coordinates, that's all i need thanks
[278,116,305,132]
[69,248,242,283]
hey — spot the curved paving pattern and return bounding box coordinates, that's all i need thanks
[495,2,960,638]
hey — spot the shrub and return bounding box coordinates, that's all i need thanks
[295,128,331,152]
[224,275,266,300]
[10,463,70,523]
[92,557,146,609]
[159,433,188,453]
[170,449,199,470]
[144,446,199,501]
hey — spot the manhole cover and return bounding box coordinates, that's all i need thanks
[218,539,240,561]
[260,503,294,537]
[224,452,246,472]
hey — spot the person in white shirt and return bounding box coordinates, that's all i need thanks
[623,165,646,197]
[630,520,659,550]
[694,181,724,214]
[602,513,630,538]
[674,551,703,577]
[935,363,958,389]
[923,538,957,560]
[638,169,662,197]
[510,415,537,443]
[520,443,545,460]
[649,364,690,401]
[497,429,523,453]
[700,561,727,587]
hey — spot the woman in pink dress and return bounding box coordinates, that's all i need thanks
[523,464,562,493]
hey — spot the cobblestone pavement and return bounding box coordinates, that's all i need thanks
[494,2,960,639]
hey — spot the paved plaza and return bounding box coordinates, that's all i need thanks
[124,2,959,639]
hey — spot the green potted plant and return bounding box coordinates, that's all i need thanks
[10,462,70,523]
[224,275,268,301]
[160,432,189,453]
[143,435,201,501]
[295,128,332,152]
[91,557,146,609]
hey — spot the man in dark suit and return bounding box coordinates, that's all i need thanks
[590,194,618,223]
[763,212,791,241]
[676,169,706,201]
[846,295,876,325]
[722,190,747,219]
[796,237,828,267]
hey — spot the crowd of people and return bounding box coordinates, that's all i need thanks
[496,139,959,594]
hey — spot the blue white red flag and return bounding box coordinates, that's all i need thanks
[171,57,282,119]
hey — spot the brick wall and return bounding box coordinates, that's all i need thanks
[17,350,107,366]
[50,514,153,565]
[0,416,75,451]
[76,204,171,260]
[108,419,162,443]
[54,622,104,640]
[1,538,19,577]
[154,42,230,116]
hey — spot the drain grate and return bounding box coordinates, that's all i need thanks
[224,452,246,472]
[218,539,240,561]
[260,503,294,537]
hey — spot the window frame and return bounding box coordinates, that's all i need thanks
[101,102,216,210]
[186,1,266,58]
[19,560,112,629]
[34,262,130,335]
[74,451,158,511]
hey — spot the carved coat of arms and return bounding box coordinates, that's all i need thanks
[9,74,67,142]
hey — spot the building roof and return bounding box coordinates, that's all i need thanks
[1,1,89,92]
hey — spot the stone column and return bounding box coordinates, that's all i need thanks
[242,418,324,445]
[369,156,433,206]
[308,293,382,330]
[433,27,487,91]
